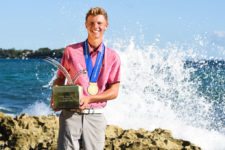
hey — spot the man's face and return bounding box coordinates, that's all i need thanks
[85,15,108,40]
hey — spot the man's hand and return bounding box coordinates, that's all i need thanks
[79,96,91,110]
[51,80,64,112]
[50,96,60,112]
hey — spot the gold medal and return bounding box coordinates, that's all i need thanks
[87,82,99,95]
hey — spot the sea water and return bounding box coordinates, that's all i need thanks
[0,39,225,149]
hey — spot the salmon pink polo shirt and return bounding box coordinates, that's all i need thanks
[57,41,121,109]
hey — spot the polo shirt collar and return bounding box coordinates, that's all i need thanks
[87,41,104,53]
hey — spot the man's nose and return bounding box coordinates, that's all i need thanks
[93,23,99,28]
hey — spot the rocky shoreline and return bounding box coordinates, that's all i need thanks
[0,112,201,150]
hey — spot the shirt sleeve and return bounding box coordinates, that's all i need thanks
[107,53,121,84]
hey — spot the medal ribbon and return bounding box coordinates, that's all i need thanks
[83,40,105,82]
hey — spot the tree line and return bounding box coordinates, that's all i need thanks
[0,47,64,59]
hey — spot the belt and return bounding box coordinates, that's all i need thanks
[68,108,104,114]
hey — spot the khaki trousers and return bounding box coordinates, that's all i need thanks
[57,110,107,150]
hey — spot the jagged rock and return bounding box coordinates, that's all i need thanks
[0,113,58,150]
[105,125,124,139]
[0,113,201,150]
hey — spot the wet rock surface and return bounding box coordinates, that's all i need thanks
[0,112,201,150]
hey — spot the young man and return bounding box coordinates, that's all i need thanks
[51,7,121,150]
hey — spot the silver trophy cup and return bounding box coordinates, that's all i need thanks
[44,57,86,109]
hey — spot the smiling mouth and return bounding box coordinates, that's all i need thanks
[92,30,100,33]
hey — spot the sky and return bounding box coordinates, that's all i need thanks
[1,0,225,58]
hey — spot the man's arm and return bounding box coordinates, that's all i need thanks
[80,82,120,110]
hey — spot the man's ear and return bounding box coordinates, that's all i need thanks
[105,23,109,30]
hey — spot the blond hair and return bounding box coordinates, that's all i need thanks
[85,7,108,22]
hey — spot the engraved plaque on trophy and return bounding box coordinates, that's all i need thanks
[53,85,82,109]
[44,57,86,110]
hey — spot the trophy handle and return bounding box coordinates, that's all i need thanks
[44,57,73,85]
[72,69,87,84]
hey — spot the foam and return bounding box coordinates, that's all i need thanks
[21,101,54,116]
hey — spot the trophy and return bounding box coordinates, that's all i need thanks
[44,57,86,110]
